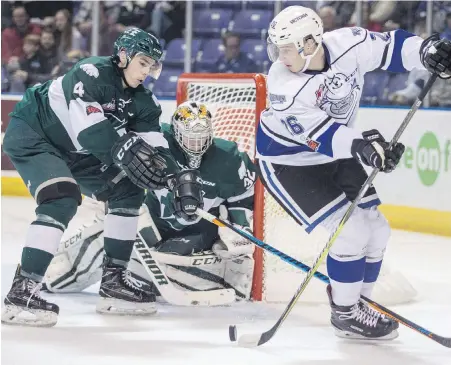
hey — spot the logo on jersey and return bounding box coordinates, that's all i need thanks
[86,105,102,115]
[290,13,307,24]
[351,27,362,36]
[370,32,390,42]
[80,64,99,78]
[118,98,132,113]
[102,99,115,111]
[316,69,360,120]
[269,93,286,104]
[315,84,325,102]
[306,139,321,152]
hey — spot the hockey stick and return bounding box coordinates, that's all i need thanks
[197,73,440,347]
[196,208,451,348]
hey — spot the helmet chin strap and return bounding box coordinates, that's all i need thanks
[298,43,321,72]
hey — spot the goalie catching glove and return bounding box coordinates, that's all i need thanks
[212,205,254,259]
[351,129,405,173]
[111,132,168,190]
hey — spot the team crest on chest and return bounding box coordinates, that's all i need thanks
[315,68,360,120]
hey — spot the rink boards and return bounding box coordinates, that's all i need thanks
[2,95,450,236]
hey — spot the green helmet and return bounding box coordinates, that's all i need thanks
[113,28,163,65]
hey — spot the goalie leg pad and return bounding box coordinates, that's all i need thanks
[44,220,105,292]
[224,255,254,299]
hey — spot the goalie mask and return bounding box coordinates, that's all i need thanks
[172,101,214,169]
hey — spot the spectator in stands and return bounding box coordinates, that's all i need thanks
[383,2,420,32]
[388,30,430,106]
[21,1,74,21]
[2,1,13,31]
[2,66,10,92]
[9,34,49,92]
[388,68,429,105]
[73,2,122,56]
[113,1,154,34]
[430,78,451,107]
[39,27,59,70]
[442,12,451,40]
[42,16,56,30]
[51,49,89,79]
[1,5,41,65]
[211,31,257,73]
[54,9,86,59]
[316,1,355,28]
[149,1,185,44]
[318,6,338,32]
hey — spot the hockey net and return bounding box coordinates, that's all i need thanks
[176,73,416,305]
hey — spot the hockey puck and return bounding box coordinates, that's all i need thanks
[229,325,237,342]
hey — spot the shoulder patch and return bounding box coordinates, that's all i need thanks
[80,64,99,78]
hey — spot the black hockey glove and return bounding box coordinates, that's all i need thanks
[420,34,451,79]
[351,129,405,173]
[93,163,145,202]
[111,132,168,190]
[167,170,204,222]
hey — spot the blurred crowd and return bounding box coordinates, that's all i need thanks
[1,0,451,107]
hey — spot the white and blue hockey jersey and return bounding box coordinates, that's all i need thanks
[256,27,426,166]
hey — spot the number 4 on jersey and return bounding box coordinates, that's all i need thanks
[73,81,85,97]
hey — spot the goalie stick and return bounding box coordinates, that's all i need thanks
[196,72,447,348]
[196,207,451,348]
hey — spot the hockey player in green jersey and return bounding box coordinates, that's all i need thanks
[1,29,204,327]
[44,101,257,301]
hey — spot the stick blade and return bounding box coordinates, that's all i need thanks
[237,333,262,348]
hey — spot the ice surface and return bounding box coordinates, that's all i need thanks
[2,197,450,365]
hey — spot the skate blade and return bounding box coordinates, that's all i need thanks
[96,297,157,316]
[334,328,399,341]
[1,304,57,327]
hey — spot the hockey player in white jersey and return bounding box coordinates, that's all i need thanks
[258,6,451,340]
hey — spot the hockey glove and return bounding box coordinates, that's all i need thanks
[420,34,451,79]
[351,129,405,173]
[112,132,168,190]
[167,170,204,222]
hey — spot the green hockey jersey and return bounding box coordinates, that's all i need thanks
[9,56,178,172]
[145,123,256,237]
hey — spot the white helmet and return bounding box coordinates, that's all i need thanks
[267,6,323,71]
[172,101,214,169]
